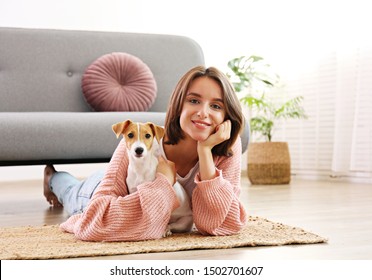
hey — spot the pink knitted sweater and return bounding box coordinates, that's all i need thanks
[60,138,247,241]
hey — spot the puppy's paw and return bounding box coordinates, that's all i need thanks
[163,226,173,238]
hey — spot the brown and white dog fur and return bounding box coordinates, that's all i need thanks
[112,120,193,237]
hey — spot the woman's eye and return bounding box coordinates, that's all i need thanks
[189,99,199,104]
[128,133,134,138]
[145,134,151,139]
[211,104,222,110]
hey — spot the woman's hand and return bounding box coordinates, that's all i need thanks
[198,120,231,151]
[197,120,231,181]
[156,156,176,185]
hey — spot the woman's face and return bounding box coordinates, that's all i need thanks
[179,76,226,142]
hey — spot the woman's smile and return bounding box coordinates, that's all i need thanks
[192,120,211,129]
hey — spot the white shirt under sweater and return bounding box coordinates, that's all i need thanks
[159,138,199,201]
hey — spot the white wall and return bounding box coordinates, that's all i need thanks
[1,0,371,181]
[3,0,369,73]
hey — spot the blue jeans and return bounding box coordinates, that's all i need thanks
[49,169,105,216]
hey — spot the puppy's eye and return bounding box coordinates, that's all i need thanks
[145,134,151,139]
[128,133,134,138]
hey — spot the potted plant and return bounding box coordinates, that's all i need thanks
[227,55,307,184]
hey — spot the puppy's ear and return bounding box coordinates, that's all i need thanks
[112,120,132,138]
[148,123,165,142]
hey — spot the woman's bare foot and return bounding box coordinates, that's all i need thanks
[43,165,62,207]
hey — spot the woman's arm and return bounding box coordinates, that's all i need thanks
[60,139,179,241]
[192,137,247,236]
[197,120,231,181]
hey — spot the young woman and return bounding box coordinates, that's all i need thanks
[43,66,247,241]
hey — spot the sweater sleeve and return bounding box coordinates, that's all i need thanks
[59,139,179,241]
[192,138,247,236]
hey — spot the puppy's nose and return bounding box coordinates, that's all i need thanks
[135,147,144,155]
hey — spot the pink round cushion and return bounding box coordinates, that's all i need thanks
[82,52,157,111]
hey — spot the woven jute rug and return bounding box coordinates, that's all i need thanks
[0,216,327,260]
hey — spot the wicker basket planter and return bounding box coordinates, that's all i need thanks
[247,142,291,185]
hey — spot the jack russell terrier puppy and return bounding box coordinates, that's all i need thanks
[112,120,193,237]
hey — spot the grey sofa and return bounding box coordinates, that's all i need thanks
[0,27,248,166]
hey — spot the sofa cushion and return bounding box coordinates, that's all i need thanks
[0,112,166,164]
[82,52,157,112]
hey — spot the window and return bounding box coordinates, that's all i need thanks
[274,47,372,183]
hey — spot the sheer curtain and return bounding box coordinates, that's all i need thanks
[275,47,372,183]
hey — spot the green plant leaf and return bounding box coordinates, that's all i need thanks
[227,55,307,142]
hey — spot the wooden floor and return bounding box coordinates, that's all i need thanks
[1,173,372,260]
